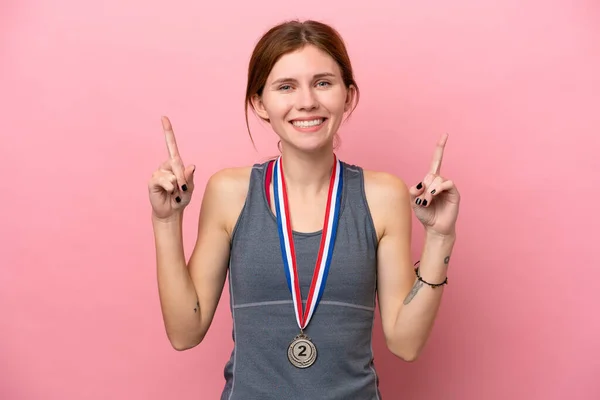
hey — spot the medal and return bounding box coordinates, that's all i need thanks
[272,155,343,369]
[288,332,317,368]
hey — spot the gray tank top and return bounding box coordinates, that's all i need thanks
[221,160,382,400]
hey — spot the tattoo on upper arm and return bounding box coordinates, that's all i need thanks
[403,279,424,305]
[194,300,199,313]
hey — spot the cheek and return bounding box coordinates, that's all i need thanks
[320,91,348,115]
[263,96,293,120]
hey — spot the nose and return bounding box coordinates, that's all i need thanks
[295,87,319,111]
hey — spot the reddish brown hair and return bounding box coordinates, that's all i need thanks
[244,19,360,146]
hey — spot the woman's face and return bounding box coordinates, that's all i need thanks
[252,44,355,153]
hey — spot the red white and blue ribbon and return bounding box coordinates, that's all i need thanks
[272,155,344,330]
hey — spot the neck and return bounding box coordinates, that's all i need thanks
[279,145,335,195]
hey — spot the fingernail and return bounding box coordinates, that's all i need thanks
[431,189,436,195]
[175,196,181,203]
[415,198,422,205]
[416,182,423,190]
[422,199,428,206]
[182,184,188,192]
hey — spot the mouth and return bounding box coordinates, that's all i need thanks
[289,118,327,129]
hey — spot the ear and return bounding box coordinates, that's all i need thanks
[344,85,356,112]
[250,94,270,121]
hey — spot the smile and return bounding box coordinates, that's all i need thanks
[290,118,326,128]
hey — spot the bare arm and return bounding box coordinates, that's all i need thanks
[392,230,454,359]
[366,171,453,361]
[149,117,249,351]
[154,168,246,351]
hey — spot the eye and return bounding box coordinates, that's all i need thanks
[316,81,331,87]
[278,84,292,91]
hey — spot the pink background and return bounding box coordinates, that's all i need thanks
[1,0,599,399]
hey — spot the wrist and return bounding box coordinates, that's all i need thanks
[417,230,455,283]
[424,229,456,245]
[152,211,183,227]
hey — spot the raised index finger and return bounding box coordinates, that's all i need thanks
[429,133,449,175]
[161,116,180,160]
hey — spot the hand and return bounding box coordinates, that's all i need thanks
[408,133,460,237]
[148,116,196,221]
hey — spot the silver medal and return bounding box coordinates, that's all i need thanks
[287,333,317,368]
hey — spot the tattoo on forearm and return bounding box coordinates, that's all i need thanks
[194,300,199,313]
[444,256,450,264]
[403,279,424,305]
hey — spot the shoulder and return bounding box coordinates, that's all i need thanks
[362,169,410,200]
[206,159,274,189]
[341,162,409,201]
[201,164,258,235]
[206,165,254,192]
[204,165,254,208]
[361,169,412,240]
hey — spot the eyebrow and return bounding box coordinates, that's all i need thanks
[270,72,337,86]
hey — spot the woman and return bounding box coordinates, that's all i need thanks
[148,19,460,400]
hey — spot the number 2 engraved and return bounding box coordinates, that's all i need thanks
[298,345,307,357]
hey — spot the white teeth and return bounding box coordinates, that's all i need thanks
[291,118,324,128]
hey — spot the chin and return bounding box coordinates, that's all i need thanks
[285,134,334,154]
